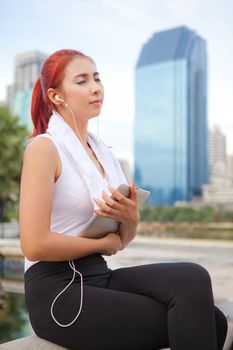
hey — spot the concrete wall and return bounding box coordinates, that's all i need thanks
[0,223,19,239]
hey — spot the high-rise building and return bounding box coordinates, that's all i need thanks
[134,26,208,205]
[202,127,233,206]
[6,84,15,110]
[202,162,233,206]
[208,126,226,168]
[227,155,233,179]
[7,50,48,129]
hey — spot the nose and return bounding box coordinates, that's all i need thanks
[90,79,102,95]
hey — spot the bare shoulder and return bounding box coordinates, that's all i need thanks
[24,136,59,164]
[23,136,59,179]
[24,136,56,158]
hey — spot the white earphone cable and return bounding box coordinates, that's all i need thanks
[96,114,100,142]
[66,104,85,147]
[50,260,83,328]
[50,100,100,327]
[65,101,100,146]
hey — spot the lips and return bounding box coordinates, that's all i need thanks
[90,99,102,104]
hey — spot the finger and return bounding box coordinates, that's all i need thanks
[108,185,128,204]
[94,209,109,217]
[102,191,119,209]
[93,198,112,213]
[94,209,119,221]
[93,198,118,215]
[130,182,137,203]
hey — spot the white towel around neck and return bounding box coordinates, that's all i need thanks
[46,111,128,209]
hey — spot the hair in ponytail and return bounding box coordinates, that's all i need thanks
[30,78,52,137]
[30,49,94,138]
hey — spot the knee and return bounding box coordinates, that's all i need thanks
[185,262,212,286]
[176,262,213,300]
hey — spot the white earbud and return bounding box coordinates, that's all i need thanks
[55,95,64,102]
[54,95,83,146]
[55,95,68,107]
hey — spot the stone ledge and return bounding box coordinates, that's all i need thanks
[0,335,170,350]
[0,322,232,350]
[0,330,233,350]
[0,335,68,350]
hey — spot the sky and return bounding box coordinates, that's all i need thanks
[1,0,233,163]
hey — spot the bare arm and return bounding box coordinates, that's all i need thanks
[19,138,121,261]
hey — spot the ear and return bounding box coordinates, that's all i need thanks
[47,88,60,105]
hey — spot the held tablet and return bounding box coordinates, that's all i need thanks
[79,184,150,239]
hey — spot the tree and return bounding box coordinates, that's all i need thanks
[0,106,29,224]
[0,292,30,343]
[0,280,5,309]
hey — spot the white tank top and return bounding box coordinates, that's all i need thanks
[24,134,121,272]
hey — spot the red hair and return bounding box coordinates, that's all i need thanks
[30,49,94,137]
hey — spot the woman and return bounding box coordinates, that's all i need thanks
[20,49,228,350]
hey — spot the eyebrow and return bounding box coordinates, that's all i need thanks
[73,72,100,79]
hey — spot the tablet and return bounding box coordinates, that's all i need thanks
[79,184,150,239]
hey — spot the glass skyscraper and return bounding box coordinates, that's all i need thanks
[134,26,208,205]
[7,50,47,129]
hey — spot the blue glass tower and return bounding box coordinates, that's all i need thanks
[134,26,208,205]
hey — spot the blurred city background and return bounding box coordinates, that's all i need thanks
[0,0,233,348]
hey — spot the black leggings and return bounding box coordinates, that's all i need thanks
[24,254,228,350]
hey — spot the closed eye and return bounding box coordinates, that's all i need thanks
[76,80,86,85]
[76,78,101,85]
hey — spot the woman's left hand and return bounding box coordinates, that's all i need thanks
[93,182,140,228]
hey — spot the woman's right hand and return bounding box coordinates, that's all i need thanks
[99,233,122,256]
